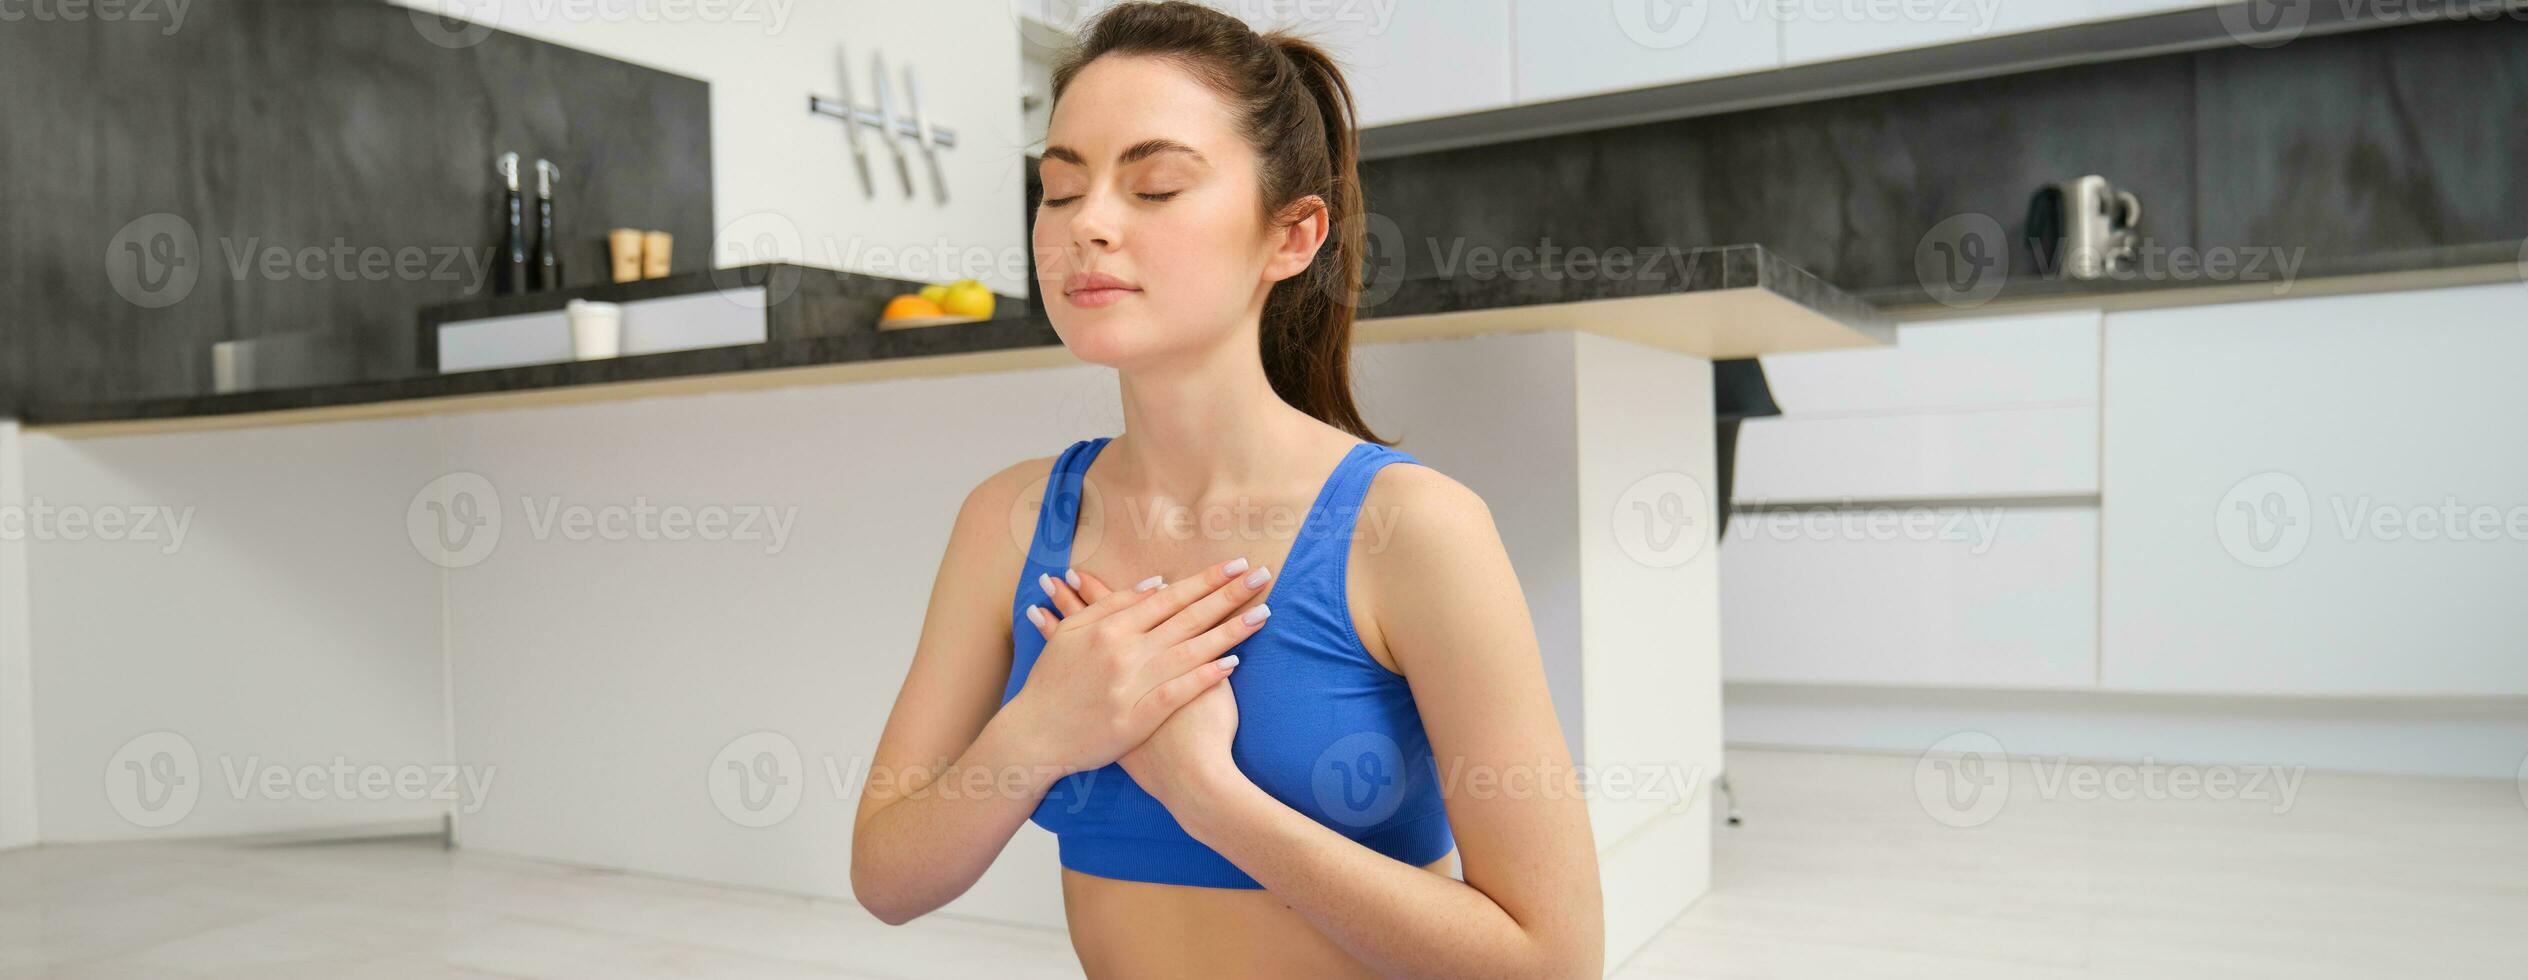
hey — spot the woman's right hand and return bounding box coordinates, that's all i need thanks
[1003,556,1276,777]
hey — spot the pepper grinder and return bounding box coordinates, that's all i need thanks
[495,153,529,295]
[532,159,563,291]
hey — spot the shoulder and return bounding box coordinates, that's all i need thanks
[946,448,1072,563]
[1360,454,1495,551]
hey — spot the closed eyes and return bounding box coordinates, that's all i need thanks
[1040,191,1180,208]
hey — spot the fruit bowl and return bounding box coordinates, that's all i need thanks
[877,278,998,330]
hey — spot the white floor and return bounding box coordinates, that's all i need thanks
[3,749,2522,978]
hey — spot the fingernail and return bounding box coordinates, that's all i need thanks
[1218,654,1239,671]
[1134,574,1164,593]
[1222,556,1249,576]
[1243,566,1272,589]
[1242,603,1271,626]
[1039,573,1059,596]
[1064,567,1081,589]
[1025,604,1046,628]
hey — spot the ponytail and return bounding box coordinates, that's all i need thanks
[1050,2,1389,445]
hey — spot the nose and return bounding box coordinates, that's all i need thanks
[1068,189,1121,252]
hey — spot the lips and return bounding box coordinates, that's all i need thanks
[1062,271,1140,309]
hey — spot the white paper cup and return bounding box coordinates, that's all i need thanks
[567,299,623,360]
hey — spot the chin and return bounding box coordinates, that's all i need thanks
[1049,310,1155,368]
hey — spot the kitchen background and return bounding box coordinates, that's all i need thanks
[3,1,2525,976]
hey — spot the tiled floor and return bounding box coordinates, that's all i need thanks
[5,749,2523,978]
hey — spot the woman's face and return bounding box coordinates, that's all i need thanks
[1034,54,1319,369]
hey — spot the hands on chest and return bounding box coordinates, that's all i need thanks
[1006,555,1279,807]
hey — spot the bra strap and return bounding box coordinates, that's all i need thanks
[1032,437,1108,561]
[1286,443,1420,576]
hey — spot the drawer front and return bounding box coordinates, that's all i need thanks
[1732,406,2099,503]
[1721,506,2098,689]
[1756,311,2101,417]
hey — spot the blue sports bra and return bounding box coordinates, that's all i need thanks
[1001,436,1456,888]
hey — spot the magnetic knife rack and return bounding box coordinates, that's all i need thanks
[810,50,957,201]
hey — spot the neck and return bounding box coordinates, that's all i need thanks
[1105,329,1338,508]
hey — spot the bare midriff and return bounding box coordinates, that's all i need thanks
[1058,851,1458,978]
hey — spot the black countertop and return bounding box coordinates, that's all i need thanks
[21,246,1891,431]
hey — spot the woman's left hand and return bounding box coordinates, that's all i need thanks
[1030,568,1246,813]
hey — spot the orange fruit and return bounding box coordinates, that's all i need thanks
[881,295,945,321]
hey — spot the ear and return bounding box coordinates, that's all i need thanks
[1260,194,1331,285]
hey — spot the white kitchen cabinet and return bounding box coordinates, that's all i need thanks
[2100,283,2528,697]
[1722,506,2098,688]
[1733,407,2098,503]
[1512,0,1781,104]
[1300,0,1516,128]
[1735,311,2102,503]
[1756,310,2100,415]
[1781,0,2225,67]
[1056,1,1516,129]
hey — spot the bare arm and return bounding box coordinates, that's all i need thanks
[850,459,1250,925]
[848,462,1058,925]
[1164,466,1606,978]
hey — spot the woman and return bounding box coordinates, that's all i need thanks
[849,4,1604,976]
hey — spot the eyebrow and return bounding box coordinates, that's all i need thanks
[1041,138,1209,168]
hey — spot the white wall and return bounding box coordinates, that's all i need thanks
[0,420,37,850]
[22,421,452,842]
[435,367,1098,928]
[394,0,1031,297]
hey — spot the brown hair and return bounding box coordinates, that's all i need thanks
[1049,1,1388,446]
